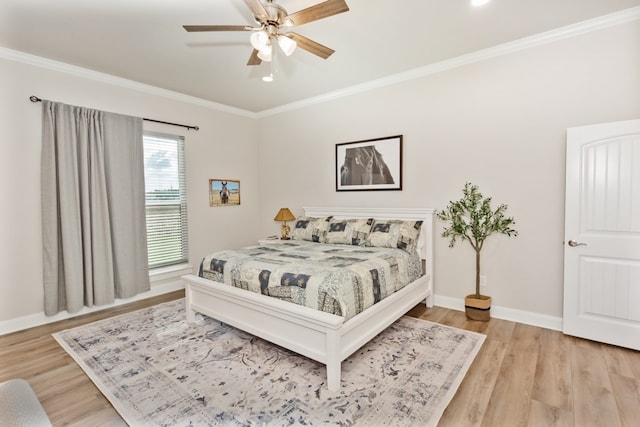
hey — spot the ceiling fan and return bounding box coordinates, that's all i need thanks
[183,0,349,69]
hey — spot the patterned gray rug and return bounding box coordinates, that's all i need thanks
[53,299,484,426]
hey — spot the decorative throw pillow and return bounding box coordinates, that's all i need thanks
[290,216,332,243]
[324,218,374,246]
[366,219,423,253]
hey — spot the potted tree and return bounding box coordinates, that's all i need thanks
[437,182,518,321]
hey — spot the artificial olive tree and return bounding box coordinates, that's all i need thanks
[437,182,518,299]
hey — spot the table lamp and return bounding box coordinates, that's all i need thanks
[274,208,295,240]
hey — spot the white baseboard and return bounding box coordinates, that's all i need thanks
[434,295,563,332]
[0,281,185,336]
[2,287,563,336]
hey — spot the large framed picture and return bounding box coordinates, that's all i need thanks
[209,179,240,206]
[335,135,403,191]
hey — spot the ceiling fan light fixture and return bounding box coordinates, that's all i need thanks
[250,30,269,50]
[257,43,272,62]
[277,35,297,56]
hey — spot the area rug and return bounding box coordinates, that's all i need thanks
[53,299,485,426]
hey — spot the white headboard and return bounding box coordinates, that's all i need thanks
[302,207,435,286]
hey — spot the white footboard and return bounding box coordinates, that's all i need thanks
[182,272,430,391]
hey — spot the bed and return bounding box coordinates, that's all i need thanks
[181,207,434,391]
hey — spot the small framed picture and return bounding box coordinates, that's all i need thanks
[336,135,403,191]
[209,179,240,206]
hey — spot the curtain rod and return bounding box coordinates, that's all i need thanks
[29,96,199,131]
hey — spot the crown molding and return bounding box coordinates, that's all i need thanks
[0,46,258,119]
[2,6,639,119]
[256,5,640,118]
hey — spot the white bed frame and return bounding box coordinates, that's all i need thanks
[182,207,435,391]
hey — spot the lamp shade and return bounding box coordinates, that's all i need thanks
[257,44,272,62]
[274,208,295,222]
[250,30,269,50]
[277,35,297,56]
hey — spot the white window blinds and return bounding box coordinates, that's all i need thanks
[143,132,189,269]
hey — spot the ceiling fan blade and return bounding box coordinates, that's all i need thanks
[244,0,269,22]
[285,0,349,27]
[183,25,253,32]
[287,33,334,59]
[247,49,262,66]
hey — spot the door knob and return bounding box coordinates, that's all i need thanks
[568,240,587,247]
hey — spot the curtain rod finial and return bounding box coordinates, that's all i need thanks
[29,96,42,103]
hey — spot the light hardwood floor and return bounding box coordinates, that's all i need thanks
[1,291,638,426]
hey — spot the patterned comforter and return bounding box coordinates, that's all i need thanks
[198,240,423,320]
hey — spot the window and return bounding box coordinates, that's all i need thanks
[143,132,188,269]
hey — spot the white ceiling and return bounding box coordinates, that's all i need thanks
[2,0,640,113]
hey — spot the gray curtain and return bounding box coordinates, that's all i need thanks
[41,100,150,316]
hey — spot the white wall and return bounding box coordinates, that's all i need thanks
[0,56,259,327]
[256,21,640,319]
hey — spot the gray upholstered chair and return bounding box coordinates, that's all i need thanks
[0,379,52,427]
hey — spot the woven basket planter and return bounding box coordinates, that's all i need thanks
[464,294,492,321]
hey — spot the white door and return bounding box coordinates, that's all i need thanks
[563,119,640,350]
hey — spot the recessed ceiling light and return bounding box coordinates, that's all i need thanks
[471,0,490,6]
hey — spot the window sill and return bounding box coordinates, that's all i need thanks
[149,263,192,283]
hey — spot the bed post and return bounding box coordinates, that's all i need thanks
[325,328,341,391]
[425,209,435,308]
[185,283,196,324]
[426,277,434,307]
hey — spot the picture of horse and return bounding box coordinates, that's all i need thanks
[336,135,402,191]
[209,179,240,206]
[340,145,395,186]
